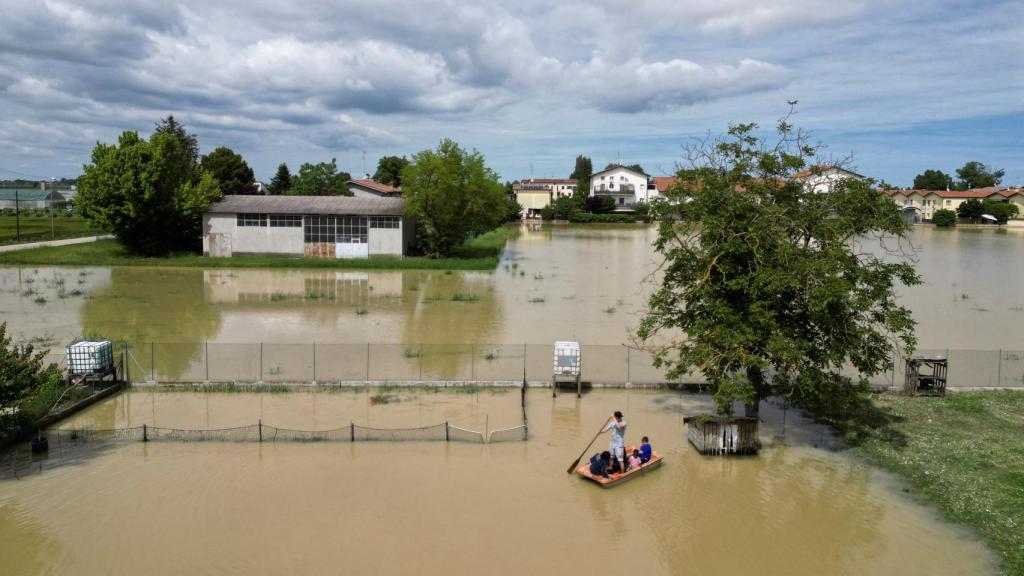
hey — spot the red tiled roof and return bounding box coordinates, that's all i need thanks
[652,176,681,193]
[348,179,401,195]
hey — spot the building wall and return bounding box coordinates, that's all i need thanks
[368,227,403,256]
[202,214,303,256]
[517,190,551,216]
[349,186,384,198]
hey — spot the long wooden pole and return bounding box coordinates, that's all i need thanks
[566,420,607,474]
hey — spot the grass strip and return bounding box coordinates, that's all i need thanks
[0,239,499,270]
[824,391,1024,574]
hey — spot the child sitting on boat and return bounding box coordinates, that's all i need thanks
[628,449,642,470]
[640,437,652,463]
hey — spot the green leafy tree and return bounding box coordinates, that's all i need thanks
[77,130,222,255]
[289,159,352,196]
[637,115,920,417]
[584,196,615,214]
[373,155,409,186]
[154,115,199,167]
[268,163,292,195]
[605,163,645,174]
[912,170,952,190]
[571,155,593,201]
[0,322,61,431]
[402,139,507,257]
[931,208,957,227]
[506,196,524,221]
[981,200,1019,224]
[957,198,984,221]
[200,147,255,195]
[955,161,1004,190]
[551,195,582,219]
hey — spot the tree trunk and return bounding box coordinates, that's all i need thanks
[744,365,768,418]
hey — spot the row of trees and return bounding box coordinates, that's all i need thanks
[912,162,1005,190]
[268,160,352,196]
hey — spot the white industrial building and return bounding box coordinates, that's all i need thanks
[202,195,413,259]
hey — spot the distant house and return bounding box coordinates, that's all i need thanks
[882,187,1024,222]
[513,178,577,218]
[792,166,864,194]
[254,181,270,195]
[0,188,66,210]
[589,166,656,210]
[347,178,402,198]
[202,195,413,259]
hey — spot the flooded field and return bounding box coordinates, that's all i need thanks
[0,388,994,575]
[1,224,1022,356]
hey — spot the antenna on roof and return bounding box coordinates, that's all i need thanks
[361,151,366,177]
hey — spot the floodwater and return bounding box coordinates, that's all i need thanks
[1,224,1022,355]
[0,388,994,575]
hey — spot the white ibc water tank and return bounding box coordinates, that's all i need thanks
[67,340,114,374]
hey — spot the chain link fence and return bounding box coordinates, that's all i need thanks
[40,343,1024,389]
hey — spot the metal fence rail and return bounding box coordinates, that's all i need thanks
[47,421,502,444]
[41,343,1024,389]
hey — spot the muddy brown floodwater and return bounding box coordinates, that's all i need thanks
[0,389,994,575]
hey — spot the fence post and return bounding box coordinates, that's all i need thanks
[350,422,354,442]
[143,423,148,442]
[445,420,450,442]
[258,419,262,443]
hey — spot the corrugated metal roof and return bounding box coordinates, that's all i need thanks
[207,195,405,216]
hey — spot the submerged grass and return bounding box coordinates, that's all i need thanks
[826,391,1024,574]
[0,239,500,270]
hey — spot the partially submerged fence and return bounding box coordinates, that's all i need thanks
[45,420,528,445]
[39,343,1024,389]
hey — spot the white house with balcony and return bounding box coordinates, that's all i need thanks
[589,166,656,210]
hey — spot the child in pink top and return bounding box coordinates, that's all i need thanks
[628,449,642,470]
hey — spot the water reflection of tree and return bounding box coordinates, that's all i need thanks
[401,270,503,379]
[79,268,222,379]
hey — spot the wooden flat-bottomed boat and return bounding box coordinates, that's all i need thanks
[575,445,663,488]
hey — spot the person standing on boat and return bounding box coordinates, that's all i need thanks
[603,411,627,472]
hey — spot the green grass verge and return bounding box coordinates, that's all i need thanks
[450,226,517,258]
[0,214,101,245]
[828,391,1024,574]
[0,239,499,270]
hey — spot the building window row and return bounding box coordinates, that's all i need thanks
[237,213,267,227]
[369,215,400,229]
[269,214,302,227]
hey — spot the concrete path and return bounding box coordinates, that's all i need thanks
[0,234,113,253]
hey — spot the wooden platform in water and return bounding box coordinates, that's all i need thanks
[575,445,663,488]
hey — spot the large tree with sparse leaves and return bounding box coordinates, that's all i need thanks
[637,112,920,417]
[402,139,506,257]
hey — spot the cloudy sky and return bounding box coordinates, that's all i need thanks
[0,0,1021,186]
